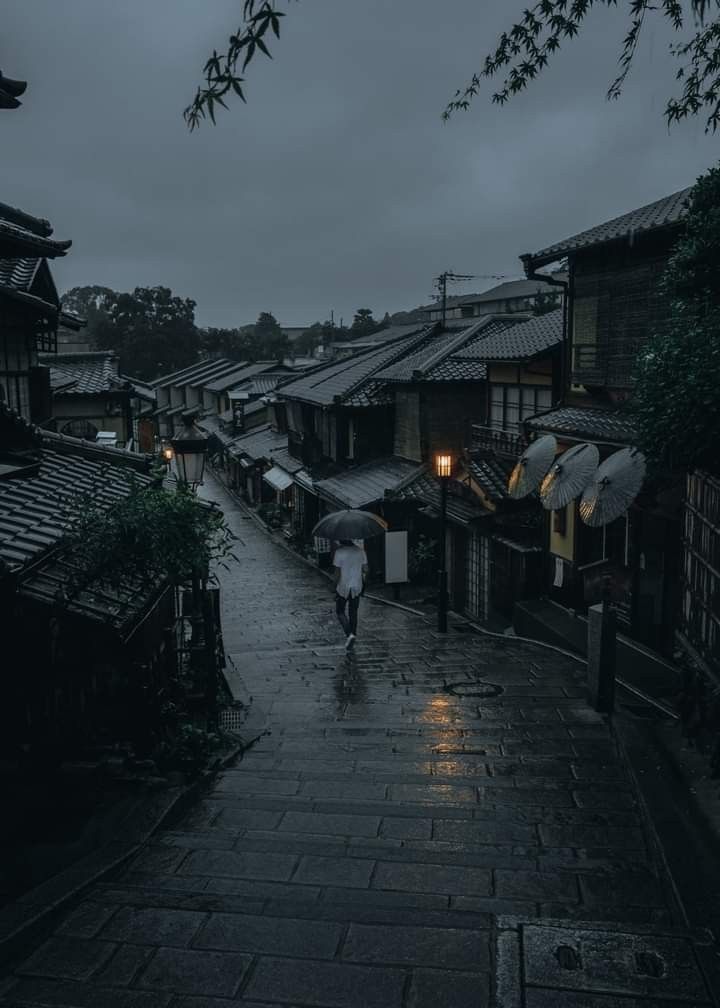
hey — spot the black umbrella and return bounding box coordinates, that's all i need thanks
[312,509,388,540]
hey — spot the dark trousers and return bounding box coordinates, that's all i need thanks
[335,592,360,636]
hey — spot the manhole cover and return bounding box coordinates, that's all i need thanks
[446,681,504,698]
[516,923,713,1003]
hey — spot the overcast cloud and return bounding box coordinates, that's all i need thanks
[2,1,717,328]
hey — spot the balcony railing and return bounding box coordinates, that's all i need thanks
[470,424,527,458]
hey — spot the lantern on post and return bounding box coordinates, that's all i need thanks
[170,412,208,490]
[434,453,453,633]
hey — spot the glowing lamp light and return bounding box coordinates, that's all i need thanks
[170,414,208,489]
[163,446,174,463]
[435,453,453,479]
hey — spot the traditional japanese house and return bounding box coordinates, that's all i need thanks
[516,187,691,655]
[380,312,561,622]
[425,274,565,327]
[152,358,244,438]
[0,405,175,757]
[0,201,72,423]
[274,326,431,560]
[38,350,135,445]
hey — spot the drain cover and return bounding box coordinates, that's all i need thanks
[219,706,246,733]
[497,920,715,1006]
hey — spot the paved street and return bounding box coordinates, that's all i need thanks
[0,473,679,1007]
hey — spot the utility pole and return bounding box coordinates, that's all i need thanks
[433,271,475,327]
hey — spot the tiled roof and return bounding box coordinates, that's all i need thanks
[277,329,434,406]
[267,446,304,475]
[524,405,637,444]
[152,357,238,391]
[426,358,488,381]
[244,398,267,416]
[466,455,514,503]
[228,424,288,462]
[20,557,168,641]
[0,433,152,573]
[330,324,427,352]
[455,309,563,362]
[456,277,565,306]
[314,457,421,509]
[201,362,274,393]
[0,217,71,260]
[525,187,692,267]
[0,257,39,291]
[237,373,289,396]
[342,379,395,408]
[389,466,489,526]
[41,352,119,396]
[377,317,518,382]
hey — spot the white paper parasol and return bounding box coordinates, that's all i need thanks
[508,434,558,499]
[579,447,646,527]
[540,442,599,510]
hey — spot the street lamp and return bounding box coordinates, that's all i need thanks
[169,413,217,729]
[434,452,453,633]
[170,412,208,489]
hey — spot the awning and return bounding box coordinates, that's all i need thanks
[294,469,317,494]
[263,465,294,492]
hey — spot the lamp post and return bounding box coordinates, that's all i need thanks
[435,453,452,633]
[169,413,218,730]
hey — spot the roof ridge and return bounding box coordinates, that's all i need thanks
[339,324,438,400]
[417,315,527,376]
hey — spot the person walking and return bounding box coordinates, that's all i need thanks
[332,539,368,650]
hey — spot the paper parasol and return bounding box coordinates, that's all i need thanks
[508,434,558,499]
[540,442,599,510]
[579,447,646,527]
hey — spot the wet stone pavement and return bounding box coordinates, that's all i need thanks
[0,473,684,1007]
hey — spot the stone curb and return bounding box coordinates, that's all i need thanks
[0,729,263,969]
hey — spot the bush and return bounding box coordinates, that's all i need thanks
[408,534,438,583]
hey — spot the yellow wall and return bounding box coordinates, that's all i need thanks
[549,502,576,561]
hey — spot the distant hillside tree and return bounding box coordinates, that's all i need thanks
[92,286,199,380]
[200,326,262,361]
[253,311,288,360]
[351,308,381,338]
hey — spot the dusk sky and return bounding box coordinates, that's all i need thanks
[2,1,717,328]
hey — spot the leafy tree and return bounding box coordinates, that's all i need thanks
[61,284,116,322]
[92,286,199,380]
[199,325,261,361]
[295,325,321,356]
[634,164,720,474]
[187,1,720,133]
[63,480,237,595]
[532,289,561,316]
[253,311,288,359]
[351,308,380,337]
